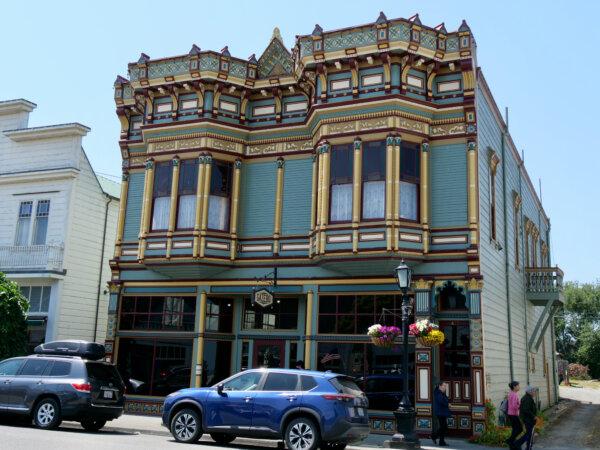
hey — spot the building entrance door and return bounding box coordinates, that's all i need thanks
[253,340,284,368]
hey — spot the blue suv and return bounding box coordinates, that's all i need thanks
[162,368,369,449]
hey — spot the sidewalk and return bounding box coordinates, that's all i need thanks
[93,414,491,450]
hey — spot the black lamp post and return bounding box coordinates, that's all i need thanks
[386,261,420,449]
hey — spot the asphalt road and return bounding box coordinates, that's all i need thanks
[0,420,279,450]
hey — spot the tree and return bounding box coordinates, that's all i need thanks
[0,272,29,360]
[555,281,600,378]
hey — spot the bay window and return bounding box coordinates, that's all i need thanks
[207,161,232,231]
[151,162,172,231]
[400,142,420,221]
[176,159,198,229]
[362,141,386,219]
[330,144,353,222]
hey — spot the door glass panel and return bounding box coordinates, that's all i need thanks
[20,359,49,376]
[255,342,282,368]
[0,359,24,376]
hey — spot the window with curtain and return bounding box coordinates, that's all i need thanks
[207,161,232,231]
[400,142,420,221]
[362,141,385,220]
[177,159,198,229]
[15,201,33,246]
[330,144,353,222]
[151,162,172,231]
[32,200,50,245]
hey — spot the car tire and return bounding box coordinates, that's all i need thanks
[170,408,202,443]
[285,417,321,450]
[210,432,236,444]
[81,419,107,432]
[33,398,62,430]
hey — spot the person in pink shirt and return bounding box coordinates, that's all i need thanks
[506,381,523,449]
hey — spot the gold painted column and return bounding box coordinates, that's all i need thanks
[318,143,330,255]
[273,158,285,255]
[137,159,155,260]
[229,159,242,260]
[351,138,362,253]
[195,290,208,387]
[193,155,207,258]
[310,153,318,257]
[467,140,479,248]
[420,141,431,253]
[166,157,180,259]
[199,155,213,257]
[113,172,129,258]
[304,290,314,368]
[393,136,401,250]
[385,135,394,251]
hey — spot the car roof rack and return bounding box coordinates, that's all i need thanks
[34,340,106,361]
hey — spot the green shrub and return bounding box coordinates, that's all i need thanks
[0,272,29,360]
[470,399,511,446]
[568,363,591,380]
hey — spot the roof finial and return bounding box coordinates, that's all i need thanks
[459,19,471,32]
[137,53,150,64]
[434,22,447,34]
[408,13,422,25]
[312,24,323,36]
[188,44,201,56]
[272,27,283,43]
[376,11,387,24]
[221,46,231,57]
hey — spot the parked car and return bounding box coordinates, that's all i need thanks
[0,340,125,431]
[162,368,370,450]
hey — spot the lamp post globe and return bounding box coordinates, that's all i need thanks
[394,260,413,292]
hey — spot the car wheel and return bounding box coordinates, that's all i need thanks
[285,417,320,450]
[210,432,236,444]
[81,419,107,432]
[33,398,62,430]
[170,408,202,443]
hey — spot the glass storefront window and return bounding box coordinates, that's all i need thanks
[318,294,411,334]
[316,342,415,411]
[117,338,193,397]
[205,297,233,332]
[119,296,195,331]
[439,321,471,379]
[202,340,233,387]
[288,342,298,368]
[243,297,298,330]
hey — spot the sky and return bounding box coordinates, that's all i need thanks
[1,1,598,283]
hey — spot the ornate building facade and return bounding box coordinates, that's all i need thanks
[107,14,563,435]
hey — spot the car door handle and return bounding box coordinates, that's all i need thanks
[287,396,297,402]
[3,380,11,384]
[244,396,253,403]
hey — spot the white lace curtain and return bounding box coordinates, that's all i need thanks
[330,183,353,222]
[152,197,171,230]
[362,180,385,219]
[177,195,196,229]
[208,195,229,230]
[400,181,418,220]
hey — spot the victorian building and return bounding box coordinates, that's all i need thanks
[0,99,120,350]
[108,14,563,436]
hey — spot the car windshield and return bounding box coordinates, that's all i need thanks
[330,376,363,396]
[86,362,122,384]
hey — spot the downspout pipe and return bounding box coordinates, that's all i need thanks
[93,195,112,342]
[501,121,515,381]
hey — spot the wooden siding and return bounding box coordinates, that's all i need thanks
[238,161,276,237]
[122,172,144,241]
[281,158,312,236]
[429,143,468,227]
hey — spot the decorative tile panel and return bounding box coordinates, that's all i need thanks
[148,58,188,78]
[470,319,483,351]
[199,55,219,71]
[324,30,377,52]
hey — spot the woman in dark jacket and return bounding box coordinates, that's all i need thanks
[431,382,451,447]
[513,386,538,450]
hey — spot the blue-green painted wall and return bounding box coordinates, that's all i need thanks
[429,143,468,227]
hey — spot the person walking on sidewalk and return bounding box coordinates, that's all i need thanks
[506,381,523,449]
[513,386,538,450]
[431,381,451,447]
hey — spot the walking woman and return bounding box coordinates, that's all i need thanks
[431,381,451,447]
[506,381,523,449]
[513,386,538,450]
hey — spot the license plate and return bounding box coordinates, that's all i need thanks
[103,390,113,399]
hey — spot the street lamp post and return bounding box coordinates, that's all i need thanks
[386,261,420,449]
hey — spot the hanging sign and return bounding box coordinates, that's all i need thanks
[254,288,274,308]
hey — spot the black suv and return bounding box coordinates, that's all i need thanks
[0,340,125,431]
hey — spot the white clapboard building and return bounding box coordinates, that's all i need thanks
[0,99,120,350]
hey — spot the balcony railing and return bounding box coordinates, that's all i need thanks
[525,267,564,293]
[0,244,64,272]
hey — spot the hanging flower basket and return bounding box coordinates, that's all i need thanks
[367,324,401,348]
[409,319,445,347]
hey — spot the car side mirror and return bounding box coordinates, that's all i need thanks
[217,383,224,395]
